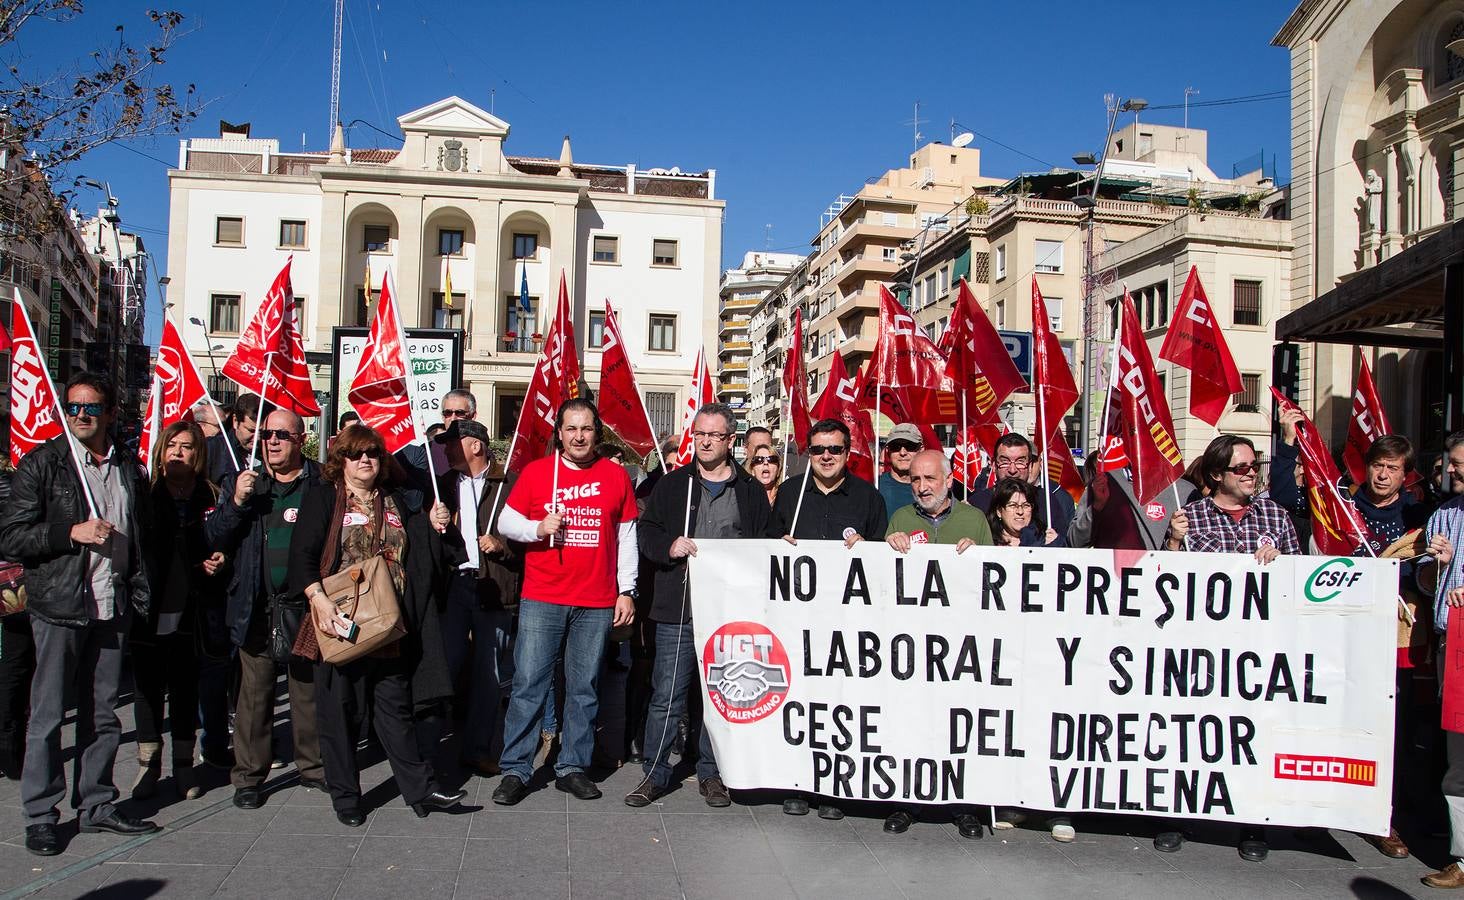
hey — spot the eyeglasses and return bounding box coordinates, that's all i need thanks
[692,430,732,441]
[343,447,384,461]
[995,457,1030,470]
[750,455,779,466]
[886,441,919,453]
[809,444,847,457]
[1224,462,1260,476]
[261,429,301,442]
[64,402,104,417]
[1003,501,1033,512]
[442,409,472,420]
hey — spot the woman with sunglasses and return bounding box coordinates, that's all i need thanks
[987,478,1066,548]
[287,425,465,825]
[744,447,783,506]
[131,421,226,801]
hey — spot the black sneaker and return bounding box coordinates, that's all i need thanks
[624,776,666,808]
[492,775,529,806]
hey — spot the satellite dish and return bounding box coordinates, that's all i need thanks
[952,132,975,148]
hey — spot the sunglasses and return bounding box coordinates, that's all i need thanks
[1224,462,1260,476]
[64,402,105,417]
[809,444,847,457]
[442,409,472,420]
[343,447,384,461]
[261,429,301,442]
[887,442,920,453]
[750,455,780,466]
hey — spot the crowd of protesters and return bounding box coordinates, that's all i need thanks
[8,372,1464,889]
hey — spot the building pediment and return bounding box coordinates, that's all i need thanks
[396,96,510,138]
[392,96,512,175]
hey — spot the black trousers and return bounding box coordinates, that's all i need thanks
[0,614,34,773]
[315,655,433,812]
[131,630,200,751]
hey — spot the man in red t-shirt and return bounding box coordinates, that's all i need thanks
[492,399,637,805]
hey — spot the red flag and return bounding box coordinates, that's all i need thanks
[348,271,418,454]
[1042,425,1086,505]
[952,422,1006,492]
[870,284,953,424]
[221,258,321,417]
[138,320,212,466]
[1342,356,1391,486]
[810,353,875,482]
[781,307,813,452]
[1111,292,1185,504]
[672,347,718,468]
[506,274,581,474]
[138,379,159,469]
[596,300,657,456]
[940,279,1027,423]
[0,316,11,353]
[1269,388,1370,555]
[1159,266,1242,426]
[8,302,64,462]
[1031,278,1078,468]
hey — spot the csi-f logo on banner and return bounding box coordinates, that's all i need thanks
[704,621,791,724]
[1304,557,1363,603]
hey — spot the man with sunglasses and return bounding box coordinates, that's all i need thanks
[205,409,327,810]
[1,373,159,855]
[877,423,924,520]
[625,403,775,809]
[966,434,1076,538]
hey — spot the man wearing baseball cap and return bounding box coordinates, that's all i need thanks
[877,423,924,520]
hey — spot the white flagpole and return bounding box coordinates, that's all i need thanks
[788,461,813,537]
[384,269,440,505]
[1036,378,1052,529]
[873,377,882,484]
[549,450,562,547]
[143,370,161,478]
[15,302,97,516]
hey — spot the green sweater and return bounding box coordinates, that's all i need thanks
[886,501,993,546]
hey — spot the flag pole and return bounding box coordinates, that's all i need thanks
[174,320,240,470]
[788,461,813,537]
[873,376,882,483]
[143,370,161,478]
[247,348,270,471]
[385,270,440,505]
[1036,380,1052,529]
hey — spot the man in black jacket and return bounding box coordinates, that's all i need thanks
[205,408,326,810]
[624,403,773,809]
[0,373,159,855]
[206,392,260,485]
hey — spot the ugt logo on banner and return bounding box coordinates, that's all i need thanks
[703,622,792,724]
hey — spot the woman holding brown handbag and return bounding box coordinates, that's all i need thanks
[288,424,465,827]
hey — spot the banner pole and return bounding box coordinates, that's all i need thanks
[788,463,812,537]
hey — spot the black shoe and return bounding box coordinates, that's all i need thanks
[80,811,161,836]
[555,771,602,800]
[335,807,365,828]
[699,776,732,808]
[818,805,844,820]
[954,814,984,840]
[1154,831,1184,853]
[624,737,646,766]
[297,777,327,794]
[783,797,810,816]
[624,776,667,808]
[232,787,263,810]
[492,775,529,806]
[411,789,467,818]
[884,810,914,834]
[25,824,61,856]
[1238,828,1268,862]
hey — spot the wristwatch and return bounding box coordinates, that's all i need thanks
[622,588,639,601]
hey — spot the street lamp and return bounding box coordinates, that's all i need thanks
[186,314,226,382]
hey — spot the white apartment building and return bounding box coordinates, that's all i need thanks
[165,96,724,440]
[718,251,804,427]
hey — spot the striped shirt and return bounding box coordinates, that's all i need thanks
[1427,494,1464,633]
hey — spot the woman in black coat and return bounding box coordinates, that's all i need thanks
[287,424,463,826]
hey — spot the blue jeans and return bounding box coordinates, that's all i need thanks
[499,599,611,780]
[642,621,716,787]
[442,571,513,761]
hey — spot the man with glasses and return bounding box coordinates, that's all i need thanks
[208,392,263,485]
[771,417,886,819]
[966,434,1076,537]
[877,423,924,519]
[625,403,775,808]
[205,409,327,810]
[1,373,159,855]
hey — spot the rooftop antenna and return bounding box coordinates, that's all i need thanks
[905,100,925,151]
[328,0,343,139]
[1183,86,1199,129]
[490,88,495,115]
[764,223,773,250]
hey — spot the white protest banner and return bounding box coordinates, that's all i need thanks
[334,332,458,435]
[687,540,1397,834]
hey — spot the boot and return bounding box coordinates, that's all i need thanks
[131,741,162,800]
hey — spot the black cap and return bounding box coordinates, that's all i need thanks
[436,419,490,444]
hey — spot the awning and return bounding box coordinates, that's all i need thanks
[1275,219,1464,350]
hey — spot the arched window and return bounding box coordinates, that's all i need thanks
[1439,18,1464,87]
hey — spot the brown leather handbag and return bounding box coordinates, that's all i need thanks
[316,554,405,665]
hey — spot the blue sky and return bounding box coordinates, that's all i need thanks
[26,0,1298,344]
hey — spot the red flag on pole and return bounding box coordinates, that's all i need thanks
[8,303,64,463]
[1031,277,1078,461]
[870,284,953,424]
[781,307,813,452]
[672,347,718,468]
[1269,388,1370,555]
[1043,425,1086,504]
[1112,291,1185,504]
[348,271,419,454]
[1342,356,1391,486]
[596,299,657,457]
[221,258,321,417]
[952,422,1006,491]
[138,318,213,466]
[940,278,1027,422]
[505,273,581,474]
[810,352,875,482]
[1159,266,1242,426]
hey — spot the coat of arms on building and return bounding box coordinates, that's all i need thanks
[438,139,467,173]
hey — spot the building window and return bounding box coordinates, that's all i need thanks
[652,239,679,267]
[215,217,244,247]
[924,322,939,342]
[1437,18,1464,87]
[648,313,677,351]
[646,391,677,443]
[437,229,465,257]
[592,235,619,264]
[1156,279,1169,326]
[938,266,949,296]
[1236,373,1263,413]
[882,247,897,262]
[588,310,606,348]
[503,296,539,352]
[211,293,241,334]
[292,296,307,335]
[995,299,1006,329]
[1047,299,1062,333]
[995,244,1007,280]
[363,224,391,253]
[432,292,465,329]
[882,212,899,226]
[1233,279,1262,326]
[279,219,307,249]
[1035,239,1064,274]
[208,374,237,409]
[512,233,538,260]
[354,289,370,326]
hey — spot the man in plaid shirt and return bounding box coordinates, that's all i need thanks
[1154,434,1298,863]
